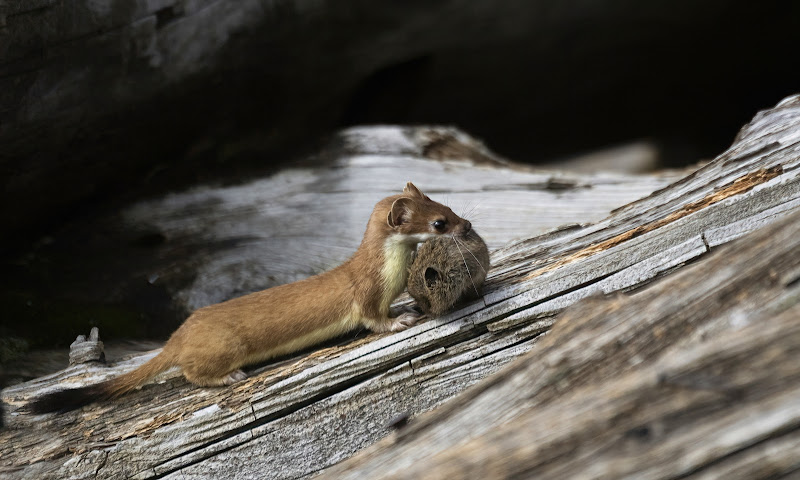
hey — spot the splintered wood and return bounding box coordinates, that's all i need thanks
[2,95,800,480]
[322,209,800,480]
[526,164,784,280]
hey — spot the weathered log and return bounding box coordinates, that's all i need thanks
[68,328,105,366]
[321,190,800,480]
[1,94,800,479]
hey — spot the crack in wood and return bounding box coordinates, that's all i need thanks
[527,165,784,280]
[141,343,450,478]
[126,410,190,440]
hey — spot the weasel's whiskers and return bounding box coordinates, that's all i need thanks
[454,235,487,275]
[451,234,481,299]
[460,200,475,219]
[460,200,482,222]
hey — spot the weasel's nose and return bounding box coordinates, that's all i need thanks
[462,220,472,233]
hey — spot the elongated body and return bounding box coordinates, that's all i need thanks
[29,183,471,413]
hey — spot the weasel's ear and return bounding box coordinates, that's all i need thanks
[403,182,431,201]
[424,266,441,288]
[388,197,413,227]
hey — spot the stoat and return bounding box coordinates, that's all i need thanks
[28,182,471,413]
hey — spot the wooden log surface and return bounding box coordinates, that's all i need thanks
[322,187,800,480]
[1,94,800,479]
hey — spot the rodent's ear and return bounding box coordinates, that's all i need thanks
[403,182,431,201]
[424,266,441,288]
[388,197,413,227]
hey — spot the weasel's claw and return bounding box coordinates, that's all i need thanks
[391,312,422,332]
[223,369,248,385]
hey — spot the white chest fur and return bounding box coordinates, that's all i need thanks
[380,235,425,313]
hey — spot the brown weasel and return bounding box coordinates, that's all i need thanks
[407,229,490,317]
[28,183,471,413]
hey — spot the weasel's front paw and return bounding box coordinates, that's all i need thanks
[391,311,422,332]
[223,369,248,385]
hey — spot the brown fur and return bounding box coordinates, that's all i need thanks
[407,229,490,316]
[28,183,471,413]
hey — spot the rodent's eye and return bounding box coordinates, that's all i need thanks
[432,219,447,231]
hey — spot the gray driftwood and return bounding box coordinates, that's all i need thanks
[2,94,800,479]
[323,209,800,480]
[68,328,105,366]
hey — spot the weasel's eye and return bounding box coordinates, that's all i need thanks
[432,219,447,231]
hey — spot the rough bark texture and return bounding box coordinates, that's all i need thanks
[322,186,800,480]
[2,95,800,479]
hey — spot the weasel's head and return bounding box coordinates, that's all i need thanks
[386,182,471,243]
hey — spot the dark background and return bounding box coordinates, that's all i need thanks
[1,0,799,376]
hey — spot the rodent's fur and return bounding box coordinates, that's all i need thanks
[28,183,472,414]
[407,229,490,316]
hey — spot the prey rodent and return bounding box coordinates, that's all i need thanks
[407,229,490,317]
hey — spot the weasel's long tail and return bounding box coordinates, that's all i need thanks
[27,350,177,414]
